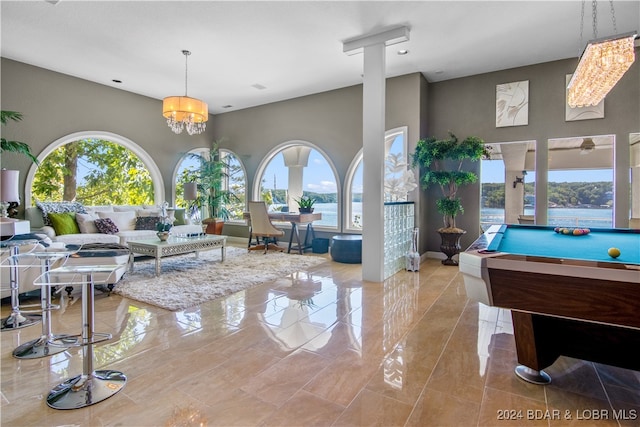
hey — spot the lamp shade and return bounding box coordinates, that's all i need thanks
[0,169,20,202]
[184,182,198,201]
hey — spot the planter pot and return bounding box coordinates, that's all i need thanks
[299,208,314,214]
[438,229,466,266]
[157,231,170,242]
[204,219,225,235]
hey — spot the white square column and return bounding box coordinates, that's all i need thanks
[343,26,409,282]
[361,43,386,282]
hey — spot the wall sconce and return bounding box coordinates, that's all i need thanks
[513,171,527,188]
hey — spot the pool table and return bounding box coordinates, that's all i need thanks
[459,224,640,384]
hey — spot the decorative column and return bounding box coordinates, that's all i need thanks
[500,143,528,224]
[282,146,311,208]
[343,26,409,282]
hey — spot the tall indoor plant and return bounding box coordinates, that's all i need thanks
[412,132,488,265]
[187,140,238,234]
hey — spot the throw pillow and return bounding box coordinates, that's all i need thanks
[47,212,80,235]
[35,201,87,226]
[135,216,160,230]
[173,208,187,225]
[94,218,119,234]
[97,211,136,231]
[136,209,161,217]
[75,212,99,233]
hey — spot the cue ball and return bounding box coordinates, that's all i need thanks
[608,247,621,258]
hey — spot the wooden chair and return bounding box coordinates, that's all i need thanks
[247,201,285,253]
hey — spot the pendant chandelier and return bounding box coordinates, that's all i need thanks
[162,50,208,135]
[567,1,637,108]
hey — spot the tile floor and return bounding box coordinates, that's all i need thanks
[1,254,639,426]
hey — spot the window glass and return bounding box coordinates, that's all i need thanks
[548,135,613,228]
[32,138,154,205]
[256,143,338,229]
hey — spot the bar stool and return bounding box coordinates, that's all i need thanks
[38,264,127,409]
[12,248,77,359]
[1,240,42,331]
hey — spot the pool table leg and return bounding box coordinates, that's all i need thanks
[511,311,556,384]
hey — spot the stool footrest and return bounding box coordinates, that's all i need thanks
[49,332,112,348]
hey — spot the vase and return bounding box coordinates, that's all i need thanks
[438,230,466,265]
[157,231,170,242]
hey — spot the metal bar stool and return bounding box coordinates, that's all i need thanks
[12,248,77,359]
[1,240,42,331]
[38,264,127,409]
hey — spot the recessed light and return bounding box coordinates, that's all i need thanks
[112,79,122,84]
[397,49,409,55]
[251,83,267,90]
[222,105,233,109]
[435,70,444,75]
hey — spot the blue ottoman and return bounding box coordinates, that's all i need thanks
[330,235,362,264]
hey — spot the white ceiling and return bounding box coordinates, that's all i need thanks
[2,1,639,115]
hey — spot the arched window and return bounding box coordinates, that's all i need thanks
[173,148,247,221]
[344,126,410,232]
[254,141,339,230]
[26,131,162,207]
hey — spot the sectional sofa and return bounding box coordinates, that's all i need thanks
[25,203,201,245]
[1,202,202,297]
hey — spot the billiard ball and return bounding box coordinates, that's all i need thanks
[608,247,621,258]
[573,229,582,235]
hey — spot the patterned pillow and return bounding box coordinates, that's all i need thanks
[35,201,87,226]
[94,218,119,234]
[135,216,160,230]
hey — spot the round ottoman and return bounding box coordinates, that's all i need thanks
[330,235,362,264]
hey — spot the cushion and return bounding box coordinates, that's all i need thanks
[135,216,160,230]
[97,211,136,231]
[94,218,119,234]
[75,212,99,233]
[114,206,139,212]
[47,212,80,235]
[35,201,87,226]
[136,209,161,217]
[173,208,186,225]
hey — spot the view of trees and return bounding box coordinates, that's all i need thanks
[32,139,154,205]
[482,181,613,208]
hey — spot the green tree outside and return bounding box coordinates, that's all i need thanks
[32,138,154,205]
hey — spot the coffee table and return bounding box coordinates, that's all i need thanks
[128,235,226,276]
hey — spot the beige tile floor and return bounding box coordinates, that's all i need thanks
[1,255,639,426]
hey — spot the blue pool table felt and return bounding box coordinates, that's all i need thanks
[487,226,640,264]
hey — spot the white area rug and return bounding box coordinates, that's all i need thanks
[113,246,326,311]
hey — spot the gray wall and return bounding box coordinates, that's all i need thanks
[424,53,639,252]
[3,54,638,256]
[0,58,213,208]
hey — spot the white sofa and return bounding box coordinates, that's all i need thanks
[25,204,201,246]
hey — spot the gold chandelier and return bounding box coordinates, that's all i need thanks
[567,1,637,108]
[162,50,208,135]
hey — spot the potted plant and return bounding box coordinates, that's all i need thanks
[155,202,173,241]
[186,140,239,234]
[295,195,316,213]
[412,132,489,265]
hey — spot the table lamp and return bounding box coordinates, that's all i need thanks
[183,182,200,224]
[0,169,20,218]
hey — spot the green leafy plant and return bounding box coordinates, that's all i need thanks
[156,221,172,232]
[295,195,316,210]
[187,140,239,221]
[0,111,39,164]
[412,132,489,231]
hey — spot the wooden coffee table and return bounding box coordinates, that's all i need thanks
[128,235,226,276]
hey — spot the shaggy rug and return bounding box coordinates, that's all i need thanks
[113,246,326,311]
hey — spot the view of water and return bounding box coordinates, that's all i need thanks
[279,204,615,229]
[481,207,613,229]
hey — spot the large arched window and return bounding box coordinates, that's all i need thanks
[344,126,410,232]
[173,148,247,221]
[26,131,162,207]
[253,141,339,230]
